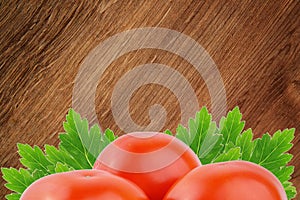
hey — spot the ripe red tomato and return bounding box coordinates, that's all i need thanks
[163,161,287,200]
[21,169,149,200]
[94,132,201,200]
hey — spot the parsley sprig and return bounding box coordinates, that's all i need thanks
[2,109,116,200]
[1,107,297,200]
[171,107,296,199]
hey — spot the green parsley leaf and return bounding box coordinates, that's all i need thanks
[60,109,94,168]
[2,109,117,199]
[60,109,117,169]
[212,147,241,163]
[249,129,295,199]
[283,181,297,199]
[44,145,83,170]
[175,107,223,164]
[17,144,52,174]
[164,129,173,135]
[219,107,245,152]
[5,193,21,200]
[236,129,254,160]
[55,163,74,173]
[250,129,294,169]
[172,106,296,199]
[2,168,32,193]
[1,107,296,199]
[1,168,36,198]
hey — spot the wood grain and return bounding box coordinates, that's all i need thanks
[0,0,299,198]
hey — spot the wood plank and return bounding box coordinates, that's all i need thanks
[0,0,299,198]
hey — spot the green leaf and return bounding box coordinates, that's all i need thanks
[100,128,117,153]
[59,109,116,169]
[31,169,45,180]
[173,107,296,199]
[219,107,245,151]
[273,166,294,183]
[2,107,297,200]
[223,141,236,152]
[55,163,74,173]
[249,129,295,199]
[2,109,118,199]
[189,107,214,155]
[198,122,222,164]
[5,193,21,200]
[236,129,254,160]
[250,129,294,170]
[45,145,83,170]
[164,129,173,135]
[213,147,241,163]
[1,168,39,196]
[174,107,223,164]
[60,110,94,168]
[283,181,297,199]
[17,144,52,174]
[175,124,192,145]
[104,128,117,142]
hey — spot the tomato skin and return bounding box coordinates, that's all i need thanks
[21,169,149,200]
[94,132,201,200]
[163,161,287,200]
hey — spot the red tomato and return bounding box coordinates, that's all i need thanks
[21,169,149,200]
[94,132,201,200]
[163,161,287,200]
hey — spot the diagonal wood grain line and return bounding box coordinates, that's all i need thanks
[0,0,299,198]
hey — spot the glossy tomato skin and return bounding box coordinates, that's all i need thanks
[21,169,149,200]
[94,132,201,200]
[163,161,287,200]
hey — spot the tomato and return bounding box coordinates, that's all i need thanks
[21,169,149,200]
[94,132,201,200]
[163,160,287,200]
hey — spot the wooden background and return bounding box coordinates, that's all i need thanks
[0,0,299,198]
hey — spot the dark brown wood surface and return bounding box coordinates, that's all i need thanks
[0,0,299,199]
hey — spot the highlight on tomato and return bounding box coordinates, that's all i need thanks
[94,132,201,200]
[163,160,287,200]
[20,169,149,200]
